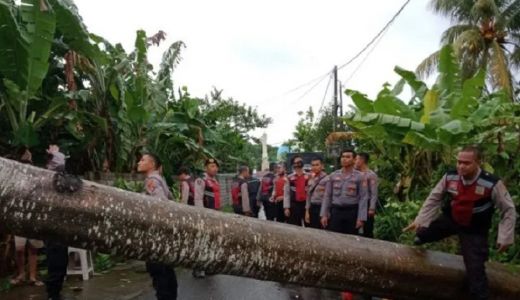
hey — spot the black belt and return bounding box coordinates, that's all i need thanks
[331,204,358,210]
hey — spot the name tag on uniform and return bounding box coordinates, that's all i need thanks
[475,186,485,195]
[447,182,458,195]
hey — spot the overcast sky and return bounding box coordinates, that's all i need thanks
[74,0,450,146]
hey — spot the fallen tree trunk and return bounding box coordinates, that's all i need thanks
[0,157,518,300]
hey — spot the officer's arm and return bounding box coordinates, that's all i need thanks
[320,177,332,218]
[357,175,369,222]
[369,173,379,211]
[414,175,446,227]
[193,179,205,207]
[181,181,190,204]
[283,178,290,209]
[145,178,167,200]
[492,181,516,247]
[305,178,313,210]
[241,182,251,213]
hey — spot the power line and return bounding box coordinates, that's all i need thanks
[315,74,333,125]
[342,26,389,87]
[337,0,411,71]
[282,69,332,96]
[287,70,332,105]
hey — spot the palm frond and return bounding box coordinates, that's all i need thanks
[489,40,513,98]
[501,0,520,30]
[500,0,520,28]
[429,0,477,22]
[416,50,441,79]
[453,28,485,57]
[440,24,478,44]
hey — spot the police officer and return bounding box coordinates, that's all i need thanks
[404,146,516,300]
[194,158,221,210]
[305,156,328,229]
[258,163,277,220]
[355,152,378,238]
[44,145,68,300]
[231,166,252,216]
[271,163,288,222]
[320,149,368,235]
[137,153,177,300]
[177,167,194,206]
[192,158,221,278]
[284,155,310,226]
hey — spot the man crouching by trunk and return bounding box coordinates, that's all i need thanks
[137,153,177,300]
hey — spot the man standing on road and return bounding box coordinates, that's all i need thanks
[271,163,288,222]
[320,149,368,235]
[192,158,221,278]
[404,146,516,300]
[305,157,328,229]
[258,163,277,220]
[178,167,195,206]
[231,166,252,216]
[284,155,310,226]
[137,153,177,300]
[355,152,378,238]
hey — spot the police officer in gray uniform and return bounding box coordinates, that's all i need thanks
[137,153,177,300]
[320,149,368,235]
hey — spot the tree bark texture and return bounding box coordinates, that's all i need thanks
[0,157,518,300]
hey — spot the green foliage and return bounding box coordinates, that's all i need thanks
[0,0,271,181]
[346,43,520,264]
[419,0,520,96]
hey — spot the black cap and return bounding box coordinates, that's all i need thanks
[205,158,219,167]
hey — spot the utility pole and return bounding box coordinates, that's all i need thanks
[333,65,338,131]
[339,82,343,129]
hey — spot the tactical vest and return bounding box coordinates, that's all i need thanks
[288,173,309,202]
[204,177,221,209]
[231,177,246,207]
[442,170,498,231]
[274,176,286,199]
[259,173,275,202]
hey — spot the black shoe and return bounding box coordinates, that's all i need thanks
[413,236,424,245]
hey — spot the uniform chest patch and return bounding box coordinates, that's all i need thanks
[475,186,485,196]
[447,181,458,194]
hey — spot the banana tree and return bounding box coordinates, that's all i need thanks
[0,0,102,148]
[345,44,509,199]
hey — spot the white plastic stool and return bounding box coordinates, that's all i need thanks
[66,247,94,280]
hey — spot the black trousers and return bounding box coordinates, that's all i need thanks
[262,200,276,221]
[232,204,244,215]
[363,215,375,238]
[307,203,322,229]
[273,201,285,223]
[416,215,490,300]
[45,241,68,300]
[329,205,359,235]
[287,201,306,226]
[146,262,178,300]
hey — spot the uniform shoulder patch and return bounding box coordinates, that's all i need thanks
[145,178,157,192]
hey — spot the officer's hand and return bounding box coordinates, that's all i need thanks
[368,209,376,217]
[403,222,418,233]
[321,217,328,228]
[497,243,510,253]
[356,220,364,229]
[304,210,310,224]
[284,208,290,217]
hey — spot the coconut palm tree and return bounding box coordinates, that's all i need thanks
[418,0,520,98]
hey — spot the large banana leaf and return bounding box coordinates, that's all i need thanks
[0,0,56,95]
[50,0,101,61]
